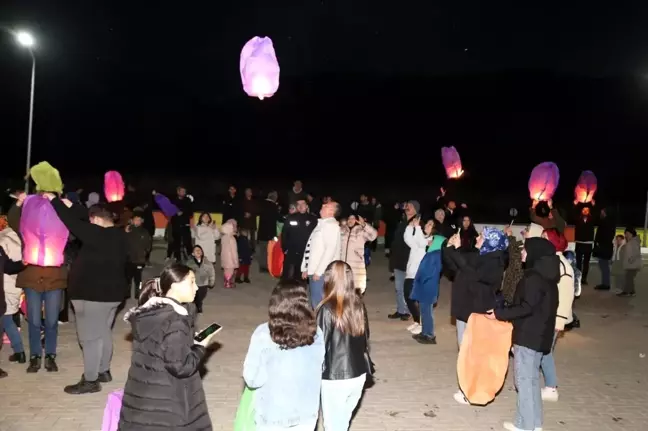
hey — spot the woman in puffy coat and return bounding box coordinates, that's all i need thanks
[119,263,217,431]
[193,212,220,264]
[340,214,377,294]
[0,223,26,366]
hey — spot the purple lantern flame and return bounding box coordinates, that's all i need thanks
[154,193,180,218]
[528,162,560,201]
[240,36,280,100]
[574,170,597,204]
[441,146,464,179]
[20,195,69,267]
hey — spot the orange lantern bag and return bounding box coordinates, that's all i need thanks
[267,238,284,278]
[457,313,513,405]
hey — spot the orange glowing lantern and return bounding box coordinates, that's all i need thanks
[104,171,125,203]
[441,146,464,179]
[574,170,597,205]
[528,162,560,201]
[19,195,69,267]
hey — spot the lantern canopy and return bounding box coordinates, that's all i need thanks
[154,193,180,218]
[104,171,125,203]
[240,36,280,100]
[574,170,597,204]
[441,146,464,179]
[20,195,69,267]
[528,162,560,201]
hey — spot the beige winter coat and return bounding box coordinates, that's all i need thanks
[0,228,23,315]
[194,223,220,263]
[340,223,377,293]
[220,221,239,270]
[621,236,642,271]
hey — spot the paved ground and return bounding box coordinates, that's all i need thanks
[1,245,647,431]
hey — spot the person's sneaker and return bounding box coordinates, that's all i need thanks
[541,386,559,402]
[243,277,251,284]
[97,370,113,383]
[27,356,41,373]
[409,323,422,335]
[413,333,437,344]
[503,421,542,431]
[9,352,26,364]
[235,277,243,284]
[594,284,610,291]
[44,354,59,372]
[453,390,470,405]
[0,368,7,378]
[616,292,636,297]
[389,275,395,282]
[564,318,580,331]
[388,312,409,320]
[64,378,102,395]
[406,322,419,332]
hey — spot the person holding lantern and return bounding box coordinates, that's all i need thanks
[45,193,129,395]
[170,186,194,262]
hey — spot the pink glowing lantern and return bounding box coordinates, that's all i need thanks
[441,146,464,179]
[528,162,560,201]
[574,170,597,205]
[240,36,280,100]
[104,171,125,203]
[20,195,69,267]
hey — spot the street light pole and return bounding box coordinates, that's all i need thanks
[25,50,35,194]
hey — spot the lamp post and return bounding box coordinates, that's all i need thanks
[13,31,36,194]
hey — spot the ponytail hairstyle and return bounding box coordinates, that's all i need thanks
[138,263,192,306]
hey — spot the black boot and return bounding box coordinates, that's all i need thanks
[9,352,27,364]
[97,370,113,383]
[243,277,251,283]
[27,356,41,373]
[0,368,7,378]
[44,354,59,372]
[64,377,102,395]
[235,277,242,284]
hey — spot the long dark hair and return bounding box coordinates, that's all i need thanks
[316,261,366,337]
[268,279,317,349]
[197,212,212,225]
[138,263,192,306]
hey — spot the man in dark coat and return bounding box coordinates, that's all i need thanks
[221,185,239,224]
[170,186,194,261]
[281,198,317,280]
[388,200,418,320]
[240,188,258,248]
[594,207,616,290]
[256,191,281,273]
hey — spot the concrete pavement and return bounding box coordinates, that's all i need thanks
[1,246,647,430]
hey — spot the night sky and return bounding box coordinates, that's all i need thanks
[1,1,648,218]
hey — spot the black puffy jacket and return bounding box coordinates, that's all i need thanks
[119,297,212,431]
[317,304,371,380]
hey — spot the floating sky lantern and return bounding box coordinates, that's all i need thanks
[528,162,560,201]
[240,36,280,100]
[20,195,69,267]
[441,146,464,179]
[574,170,597,205]
[104,171,125,203]
[154,193,180,218]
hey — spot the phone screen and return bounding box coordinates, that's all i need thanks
[194,323,222,342]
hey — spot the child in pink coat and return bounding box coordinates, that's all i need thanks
[220,219,239,288]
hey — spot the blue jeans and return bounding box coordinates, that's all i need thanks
[598,258,611,287]
[456,319,467,347]
[364,245,371,267]
[419,302,435,337]
[513,345,543,430]
[24,288,62,356]
[541,331,559,387]
[321,374,366,431]
[393,269,408,315]
[2,314,24,353]
[308,276,325,309]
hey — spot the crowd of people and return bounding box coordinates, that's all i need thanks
[0,177,644,431]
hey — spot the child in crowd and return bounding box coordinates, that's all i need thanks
[193,212,220,265]
[611,234,625,291]
[243,280,325,430]
[125,212,152,299]
[119,264,217,430]
[220,219,239,288]
[236,228,253,284]
[185,245,216,313]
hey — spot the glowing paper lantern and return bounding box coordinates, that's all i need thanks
[528,162,560,201]
[154,193,180,218]
[104,171,125,203]
[240,36,280,100]
[441,146,464,179]
[20,195,69,267]
[574,170,597,204]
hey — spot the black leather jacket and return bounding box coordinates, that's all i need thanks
[317,304,370,380]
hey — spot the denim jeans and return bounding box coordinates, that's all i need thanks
[598,258,611,287]
[1,314,24,353]
[456,319,467,347]
[541,331,559,388]
[321,374,366,431]
[513,345,543,430]
[24,288,62,356]
[308,276,325,309]
[393,269,408,315]
[419,302,435,337]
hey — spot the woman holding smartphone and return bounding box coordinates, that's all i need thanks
[119,264,217,431]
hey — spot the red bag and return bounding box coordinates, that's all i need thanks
[267,239,284,278]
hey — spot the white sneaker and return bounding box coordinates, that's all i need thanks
[407,322,418,331]
[503,422,542,431]
[541,386,559,402]
[408,323,422,334]
[453,390,470,405]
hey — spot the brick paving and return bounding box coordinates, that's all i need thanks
[1,246,647,431]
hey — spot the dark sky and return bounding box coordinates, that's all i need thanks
[1,1,648,214]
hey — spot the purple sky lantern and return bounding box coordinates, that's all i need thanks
[240,36,280,100]
[441,146,464,179]
[574,170,597,204]
[528,162,560,201]
[154,193,180,218]
[20,195,69,267]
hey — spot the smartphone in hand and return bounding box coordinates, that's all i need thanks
[194,323,222,342]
